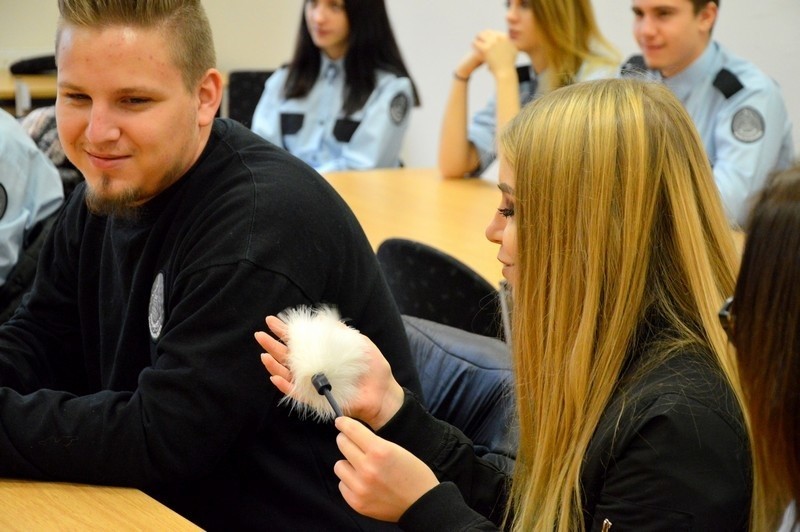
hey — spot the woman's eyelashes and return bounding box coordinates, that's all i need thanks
[498,206,515,218]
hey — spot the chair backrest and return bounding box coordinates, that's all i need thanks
[403,315,516,473]
[19,105,83,198]
[377,238,503,340]
[226,70,273,129]
[10,54,56,75]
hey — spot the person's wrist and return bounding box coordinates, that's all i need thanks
[453,71,470,82]
[492,66,516,81]
[370,382,405,431]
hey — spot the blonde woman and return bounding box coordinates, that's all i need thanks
[258,79,758,530]
[438,0,618,179]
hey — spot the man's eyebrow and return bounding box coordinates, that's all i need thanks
[57,81,82,91]
[56,82,158,95]
[113,86,162,95]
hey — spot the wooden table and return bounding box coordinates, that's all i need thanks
[0,69,57,115]
[0,479,200,530]
[0,70,56,99]
[323,168,502,285]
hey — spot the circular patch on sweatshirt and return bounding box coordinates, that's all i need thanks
[731,106,765,143]
[148,271,165,341]
[389,92,409,125]
[0,185,6,220]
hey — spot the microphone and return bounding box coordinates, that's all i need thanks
[311,373,343,418]
[276,305,367,422]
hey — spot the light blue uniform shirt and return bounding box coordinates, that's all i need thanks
[468,65,537,177]
[469,60,618,176]
[251,54,413,172]
[628,42,795,226]
[0,110,63,286]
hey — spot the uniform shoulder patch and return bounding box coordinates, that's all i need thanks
[620,54,647,77]
[0,185,6,221]
[713,69,744,99]
[731,106,765,143]
[389,92,409,125]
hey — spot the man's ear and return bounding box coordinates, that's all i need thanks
[197,68,224,127]
[697,1,718,34]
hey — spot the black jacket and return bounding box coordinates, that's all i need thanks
[381,347,751,531]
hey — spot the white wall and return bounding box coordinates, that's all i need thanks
[389,0,800,167]
[0,0,300,71]
[0,0,59,66]
[2,0,797,168]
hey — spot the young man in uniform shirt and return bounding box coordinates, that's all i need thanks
[0,109,63,321]
[625,0,794,226]
[0,1,419,530]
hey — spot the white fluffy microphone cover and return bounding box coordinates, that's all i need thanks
[278,305,368,422]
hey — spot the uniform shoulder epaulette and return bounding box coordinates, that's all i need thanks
[516,65,531,83]
[713,68,744,99]
[620,55,647,77]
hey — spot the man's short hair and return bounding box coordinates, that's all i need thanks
[689,0,719,13]
[56,0,216,90]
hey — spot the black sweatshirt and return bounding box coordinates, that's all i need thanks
[0,119,420,531]
[384,349,750,531]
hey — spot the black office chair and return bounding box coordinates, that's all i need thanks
[376,238,503,340]
[403,315,516,473]
[226,70,273,128]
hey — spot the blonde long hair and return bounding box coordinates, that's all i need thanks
[498,78,754,531]
[531,0,619,93]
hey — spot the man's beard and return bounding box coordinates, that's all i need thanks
[84,175,142,220]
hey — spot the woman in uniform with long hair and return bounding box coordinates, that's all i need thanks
[251,0,419,171]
